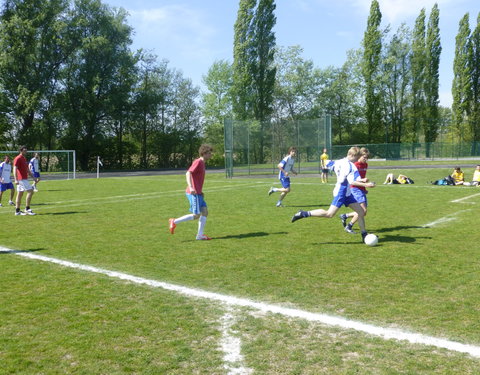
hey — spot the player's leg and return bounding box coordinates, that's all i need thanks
[9,186,14,205]
[276,178,290,207]
[169,193,198,234]
[0,186,4,206]
[25,189,35,215]
[292,204,340,222]
[15,187,24,215]
[348,202,368,241]
[196,203,210,240]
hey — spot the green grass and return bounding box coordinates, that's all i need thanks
[1,169,479,374]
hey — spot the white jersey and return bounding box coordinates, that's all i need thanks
[278,154,295,179]
[29,157,40,173]
[332,157,360,198]
[0,162,12,183]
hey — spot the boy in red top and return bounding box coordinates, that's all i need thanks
[169,144,213,240]
[13,146,36,216]
[339,147,370,233]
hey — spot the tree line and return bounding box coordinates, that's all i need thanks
[1,0,479,171]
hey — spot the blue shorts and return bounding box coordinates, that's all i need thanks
[186,193,207,215]
[1,182,14,191]
[280,176,291,189]
[33,172,40,178]
[331,193,359,208]
[351,188,367,205]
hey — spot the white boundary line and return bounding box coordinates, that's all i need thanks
[2,248,479,359]
[422,209,472,228]
[451,192,480,204]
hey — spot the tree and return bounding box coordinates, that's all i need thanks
[232,0,256,121]
[452,13,471,142]
[381,24,411,146]
[0,0,72,146]
[409,8,426,144]
[361,0,383,142]
[469,13,480,149]
[423,3,441,154]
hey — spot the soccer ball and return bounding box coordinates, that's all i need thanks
[364,233,378,246]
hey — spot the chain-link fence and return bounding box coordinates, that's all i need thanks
[224,116,332,177]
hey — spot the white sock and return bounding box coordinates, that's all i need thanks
[272,188,278,192]
[197,215,207,237]
[175,214,195,224]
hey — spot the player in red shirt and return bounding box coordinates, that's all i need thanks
[169,144,213,240]
[13,146,36,215]
[339,147,370,233]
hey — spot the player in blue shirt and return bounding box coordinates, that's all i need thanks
[291,146,376,243]
[0,155,15,206]
[29,153,40,192]
[268,147,297,207]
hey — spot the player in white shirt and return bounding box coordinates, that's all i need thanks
[268,147,298,207]
[291,146,376,243]
[0,155,15,206]
[29,153,40,192]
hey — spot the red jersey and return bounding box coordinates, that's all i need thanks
[352,161,368,191]
[13,154,29,180]
[186,158,206,194]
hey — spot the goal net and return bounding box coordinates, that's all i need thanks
[0,150,76,180]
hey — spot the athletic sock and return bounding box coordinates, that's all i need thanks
[197,215,207,237]
[175,214,195,224]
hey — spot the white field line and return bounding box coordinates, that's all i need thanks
[451,192,480,204]
[422,209,472,228]
[2,248,479,359]
[220,307,253,375]
[0,183,265,214]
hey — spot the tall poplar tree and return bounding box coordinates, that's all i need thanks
[232,0,256,121]
[409,9,426,144]
[361,0,383,142]
[469,13,480,148]
[452,13,471,141]
[249,0,276,163]
[423,3,441,153]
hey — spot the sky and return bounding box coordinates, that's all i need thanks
[104,0,480,107]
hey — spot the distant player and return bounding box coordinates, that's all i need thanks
[29,152,40,192]
[291,146,375,243]
[340,147,370,234]
[13,146,36,216]
[268,147,298,207]
[320,148,329,183]
[0,156,15,207]
[169,144,213,240]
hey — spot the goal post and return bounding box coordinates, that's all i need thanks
[0,150,76,180]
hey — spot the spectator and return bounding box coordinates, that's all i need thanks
[451,167,464,185]
[383,173,413,185]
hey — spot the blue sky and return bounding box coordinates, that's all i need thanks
[105,0,479,107]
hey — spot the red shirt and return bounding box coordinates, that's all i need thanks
[352,161,368,191]
[186,158,205,194]
[13,154,29,180]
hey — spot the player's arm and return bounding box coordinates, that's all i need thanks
[277,161,289,176]
[186,170,195,194]
[351,179,375,188]
[13,165,18,184]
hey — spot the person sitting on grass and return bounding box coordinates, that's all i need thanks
[451,167,464,185]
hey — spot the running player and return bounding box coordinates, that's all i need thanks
[268,147,297,207]
[29,152,41,192]
[0,156,15,207]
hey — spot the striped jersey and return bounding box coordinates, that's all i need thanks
[29,157,40,173]
[0,162,12,183]
[332,157,360,198]
[278,154,295,179]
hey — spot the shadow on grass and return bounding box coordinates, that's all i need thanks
[40,211,86,216]
[199,231,288,240]
[283,204,329,208]
[373,225,425,233]
[0,248,45,255]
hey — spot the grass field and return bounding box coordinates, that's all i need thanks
[1,165,479,374]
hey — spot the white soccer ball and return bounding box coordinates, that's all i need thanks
[364,233,378,246]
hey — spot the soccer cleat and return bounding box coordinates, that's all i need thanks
[268,187,274,196]
[15,211,26,216]
[196,234,212,240]
[33,187,38,192]
[8,201,14,206]
[340,214,348,228]
[276,201,283,207]
[291,210,307,223]
[361,232,368,243]
[344,226,356,234]
[26,209,36,215]
[169,218,176,234]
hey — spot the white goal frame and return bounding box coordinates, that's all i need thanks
[0,149,76,180]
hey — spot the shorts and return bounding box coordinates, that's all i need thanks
[280,176,291,189]
[321,168,329,174]
[16,179,33,192]
[1,182,14,191]
[331,193,358,208]
[351,188,367,205]
[33,172,40,178]
[186,193,207,215]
